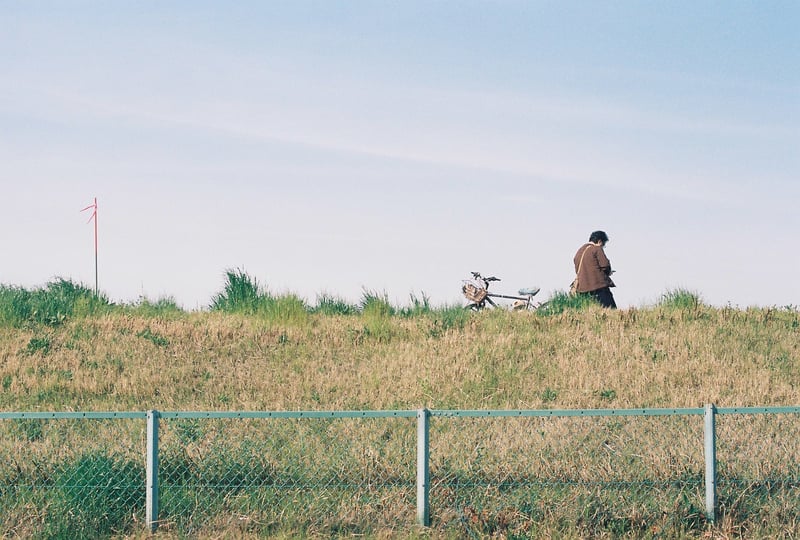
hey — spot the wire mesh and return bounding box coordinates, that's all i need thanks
[156,415,417,536]
[0,409,798,537]
[715,412,800,531]
[0,417,145,539]
[428,414,706,537]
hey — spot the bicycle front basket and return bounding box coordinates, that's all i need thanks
[462,281,488,303]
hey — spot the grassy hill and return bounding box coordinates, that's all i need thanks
[1,278,799,539]
[2,277,798,412]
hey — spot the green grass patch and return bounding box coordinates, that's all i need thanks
[536,291,597,315]
[47,453,144,538]
[0,279,110,327]
[313,293,359,315]
[125,295,184,317]
[136,327,170,348]
[659,288,705,310]
[210,268,264,313]
[260,294,310,326]
[360,289,395,341]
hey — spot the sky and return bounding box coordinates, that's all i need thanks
[1,1,798,310]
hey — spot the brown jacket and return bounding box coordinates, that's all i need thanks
[574,243,615,293]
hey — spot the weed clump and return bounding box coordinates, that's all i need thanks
[659,288,705,310]
[0,279,110,327]
[536,291,597,316]
[313,293,359,316]
[209,268,263,314]
[48,453,143,538]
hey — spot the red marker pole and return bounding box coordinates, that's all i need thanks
[81,198,99,296]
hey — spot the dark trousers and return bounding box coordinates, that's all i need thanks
[588,287,617,309]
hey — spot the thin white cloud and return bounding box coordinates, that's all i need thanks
[4,72,779,210]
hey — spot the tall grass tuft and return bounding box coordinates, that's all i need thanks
[659,288,705,310]
[0,279,110,327]
[360,289,394,317]
[209,268,264,313]
[399,291,431,318]
[125,296,184,317]
[261,294,309,326]
[428,304,471,336]
[0,285,30,326]
[312,293,359,316]
[360,289,394,341]
[537,290,597,316]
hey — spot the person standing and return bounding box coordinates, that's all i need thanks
[573,230,617,308]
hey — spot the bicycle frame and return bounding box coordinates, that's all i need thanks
[462,272,541,311]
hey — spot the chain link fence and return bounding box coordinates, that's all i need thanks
[1,407,798,538]
[0,413,145,538]
[714,410,800,534]
[155,413,417,536]
[428,412,706,537]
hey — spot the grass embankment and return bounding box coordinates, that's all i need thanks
[2,300,798,412]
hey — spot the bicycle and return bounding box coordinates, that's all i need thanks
[461,271,543,311]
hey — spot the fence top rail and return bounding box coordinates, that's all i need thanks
[429,407,705,418]
[2,406,798,421]
[156,410,419,419]
[716,406,800,415]
[0,411,147,420]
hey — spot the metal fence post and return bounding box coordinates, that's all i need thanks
[417,408,431,527]
[704,403,717,523]
[146,410,160,532]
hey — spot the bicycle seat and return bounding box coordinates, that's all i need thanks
[518,287,540,296]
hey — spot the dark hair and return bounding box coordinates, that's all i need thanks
[589,230,609,243]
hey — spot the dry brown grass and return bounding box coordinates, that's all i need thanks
[1,305,798,537]
[1,305,798,412]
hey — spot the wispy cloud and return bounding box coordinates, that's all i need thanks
[2,48,791,211]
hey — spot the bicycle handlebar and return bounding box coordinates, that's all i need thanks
[471,271,500,282]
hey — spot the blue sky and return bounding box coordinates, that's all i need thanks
[1,2,797,309]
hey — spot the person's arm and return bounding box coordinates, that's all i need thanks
[596,248,612,275]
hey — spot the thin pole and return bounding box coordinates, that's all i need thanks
[416,408,430,526]
[81,198,99,296]
[93,197,98,296]
[146,410,160,532]
[704,403,717,523]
